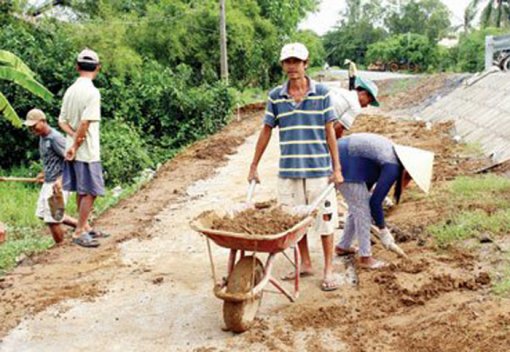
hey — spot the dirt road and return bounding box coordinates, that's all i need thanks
[1,100,509,351]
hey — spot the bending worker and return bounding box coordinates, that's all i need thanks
[334,132,434,269]
[330,75,380,139]
[24,108,78,244]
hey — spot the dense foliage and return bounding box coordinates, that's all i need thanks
[323,0,450,68]
[366,34,438,71]
[1,0,319,185]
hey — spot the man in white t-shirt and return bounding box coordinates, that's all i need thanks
[58,48,104,248]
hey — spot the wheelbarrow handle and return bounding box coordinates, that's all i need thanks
[246,180,256,203]
[307,183,335,215]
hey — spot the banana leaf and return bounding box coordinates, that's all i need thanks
[0,92,23,128]
[0,67,53,102]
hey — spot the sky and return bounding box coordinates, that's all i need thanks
[299,0,475,35]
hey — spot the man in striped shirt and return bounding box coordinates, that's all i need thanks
[248,43,343,291]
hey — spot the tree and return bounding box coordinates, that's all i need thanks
[0,50,53,127]
[257,0,319,38]
[455,27,507,71]
[366,33,438,70]
[323,0,387,67]
[385,0,451,42]
[291,30,325,66]
[464,0,510,30]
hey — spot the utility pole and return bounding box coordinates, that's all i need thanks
[219,0,229,84]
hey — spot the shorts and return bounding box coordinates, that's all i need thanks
[36,182,70,224]
[277,177,338,236]
[63,161,105,196]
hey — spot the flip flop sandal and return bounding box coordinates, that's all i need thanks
[72,232,100,248]
[321,273,344,291]
[335,246,358,256]
[281,271,314,281]
[88,230,111,239]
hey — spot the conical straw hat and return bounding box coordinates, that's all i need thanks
[394,145,434,193]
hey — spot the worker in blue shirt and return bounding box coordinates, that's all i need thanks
[335,133,434,269]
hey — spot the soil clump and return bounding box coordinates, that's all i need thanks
[209,207,303,235]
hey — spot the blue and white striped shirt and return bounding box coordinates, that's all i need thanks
[263,78,337,178]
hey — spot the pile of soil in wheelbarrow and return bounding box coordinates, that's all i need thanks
[209,205,304,235]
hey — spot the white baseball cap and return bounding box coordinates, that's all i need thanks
[394,145,435,193]
[77,48,100,64]
[280,43,309,62]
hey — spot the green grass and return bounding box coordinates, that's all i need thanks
[232,87,265,106]
[428,209,510,248]
[0,166,154,275]
[493,269,510,297]
[426,174,510,248]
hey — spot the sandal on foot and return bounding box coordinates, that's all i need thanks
[89,230,111,239]
[281,270,314,281]
[358,259,387,270]
[321,273,343,291]
[72,233,100,248]
[335,246,358,256]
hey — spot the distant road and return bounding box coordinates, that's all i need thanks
[326,69,418,81]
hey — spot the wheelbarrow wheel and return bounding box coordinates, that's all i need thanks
[223,256,264,333]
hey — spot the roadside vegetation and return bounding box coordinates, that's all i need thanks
[423,174,510,296]
[323,0,510,73]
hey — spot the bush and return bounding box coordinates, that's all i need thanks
[0,16,235,181]
[455,27,507,72]
[100,120,153,186]
[366,33,438,70]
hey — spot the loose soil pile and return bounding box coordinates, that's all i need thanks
[349,114,491,182]
[377,74,466,111]
[209,207,303,235]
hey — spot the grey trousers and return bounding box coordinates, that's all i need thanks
[337,182,372,257]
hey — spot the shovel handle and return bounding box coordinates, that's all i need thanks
[307,183,335,215]
[0,176,39,183]
[246,180,256,203]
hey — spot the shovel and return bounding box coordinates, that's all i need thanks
[0,176,39,183]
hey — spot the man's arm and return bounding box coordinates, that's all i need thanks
[65,121,90,161]
[58,121,76,138]
[325,121,343,184]
[248,124,272,183]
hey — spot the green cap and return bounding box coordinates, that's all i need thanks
[355,76,379,107]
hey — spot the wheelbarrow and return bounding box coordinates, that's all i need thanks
[190,182,335,333]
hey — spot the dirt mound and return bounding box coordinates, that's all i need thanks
[272,247,502,352]
[209,207,303,235]
[377,74,465,111]
[193,136,245,161]
[350,114,490,182]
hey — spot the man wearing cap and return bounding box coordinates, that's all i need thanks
[331,76,380,139]
[248,42,343,291]
[334,133,434,269]
[58,48,104,248]
[24,109,78,244]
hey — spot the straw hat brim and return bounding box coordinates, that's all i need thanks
[394,145,434,193]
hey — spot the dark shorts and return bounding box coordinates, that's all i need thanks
[63,161,105,196]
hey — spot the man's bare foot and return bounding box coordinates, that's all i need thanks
[358,256,388,270]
